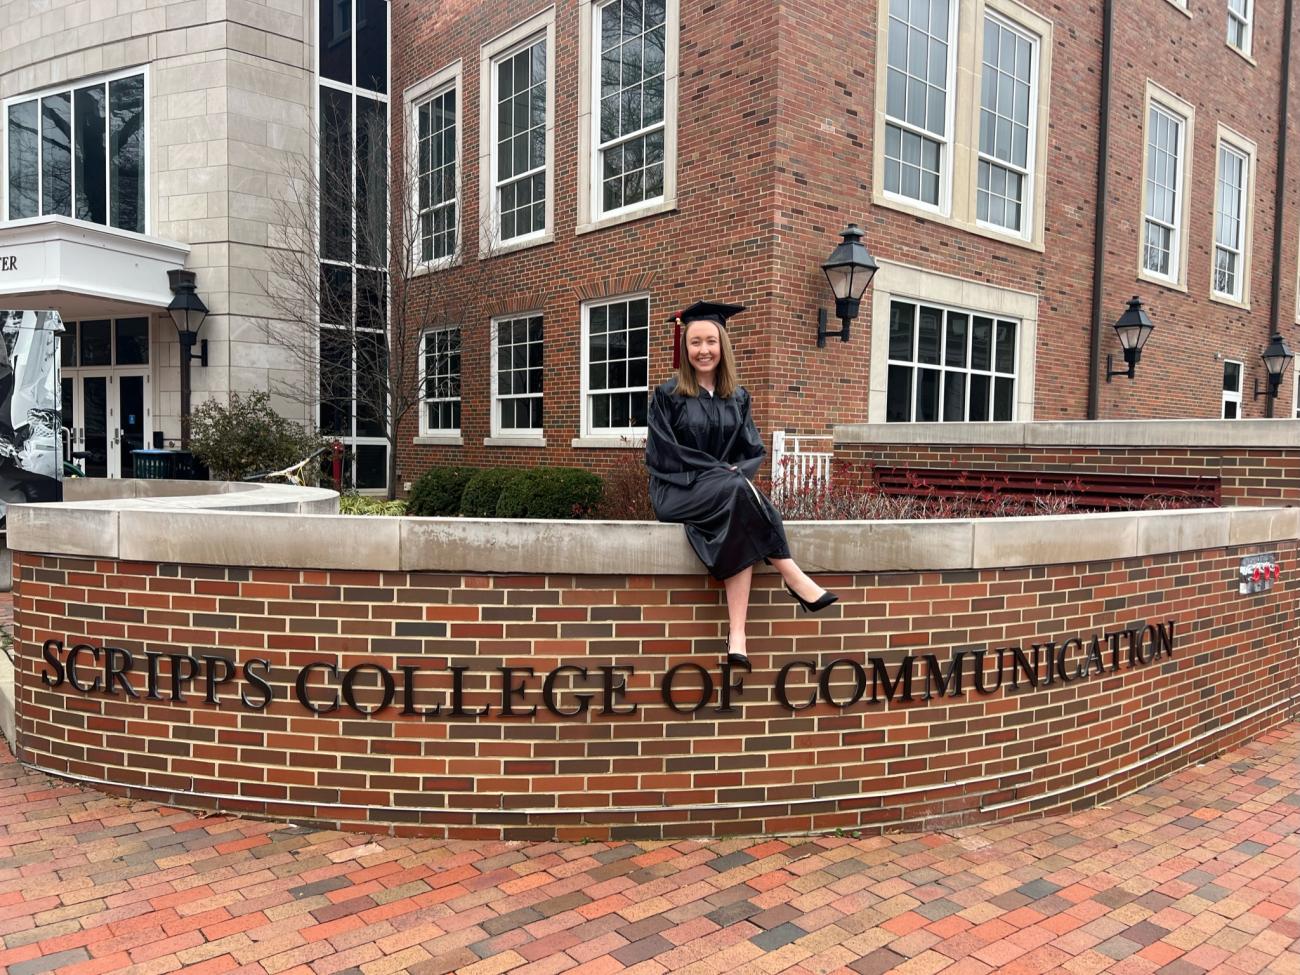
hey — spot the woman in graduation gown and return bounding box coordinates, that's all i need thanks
[645,301,837,665]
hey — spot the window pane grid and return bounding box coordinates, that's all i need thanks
[5,73,145,232]
[495,40,547,241]
[976,15,1033,232]
[1214,144,1247,299]
[598,0,667,214]
[423,327,462,432]
[885,300,1018,423]
[1143,104,1183,278]
[417,87,457,262]
[496,315,543,433]
[1228,0,1251,52]
[587,297,650,432]
[883,0,951,206]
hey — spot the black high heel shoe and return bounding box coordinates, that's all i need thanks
[724,638,750,667]
[786,585,838,614]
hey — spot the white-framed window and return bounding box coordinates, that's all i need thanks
[594,0,667,216]
[1139,86,1194,287]
[1210,127,1256,306]
[577,0,679,233]
[491,313,543,437]
[873,0,1052,249]
[884,298,1019,422]
[407,62,461,267]
[1228,0,1252,56]
[3,67,147,232]
[318,0,390,491]
[1213,144,1249,302]
[581,295,650,437]
[1222,360,1243,419]
[882,0,956,209]
[976,13,1037,236]
[420,326,462,436]
[493,37,546,242]
[478,9,555,253]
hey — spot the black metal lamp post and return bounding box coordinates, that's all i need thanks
[1105,296,1155,381]
[167,268,209,448]
[1253,333,1294,415]
[817,224,879,347]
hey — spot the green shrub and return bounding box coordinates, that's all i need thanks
[494,469,538,518]
[528,467,604,518]
[406,466,477,517]
[189,391,323,481]
[492,467,604,519]
[339,494,407,516]
[459,468,517,517]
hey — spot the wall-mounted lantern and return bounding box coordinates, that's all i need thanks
[167,268,209,448]
[1253,333,1294,401]
[817,224,878,347]
[1105,296,1154,382]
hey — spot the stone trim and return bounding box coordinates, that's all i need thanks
[834,417,1300,447]
[6,479,1296,573]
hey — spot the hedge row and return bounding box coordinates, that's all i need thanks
[406,465,604,519]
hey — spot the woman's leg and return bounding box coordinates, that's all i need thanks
[722,564,753,656]
[769,557,827,603]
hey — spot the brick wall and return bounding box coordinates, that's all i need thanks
[15,542,1297,840]
[389,0,1300,494]
[833,444,1300,507]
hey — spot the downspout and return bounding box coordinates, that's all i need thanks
[1267,0,1295,418]
[1086,0,1115,419]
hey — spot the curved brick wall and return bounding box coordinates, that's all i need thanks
[8,485,1300,840]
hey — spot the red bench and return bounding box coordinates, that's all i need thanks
[870,465,1221,511]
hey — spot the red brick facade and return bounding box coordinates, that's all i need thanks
[14,539,1297,840]
[390,0,1300,490]
[833,443,1300,507]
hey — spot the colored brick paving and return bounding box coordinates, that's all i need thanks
[1,725,1299,974]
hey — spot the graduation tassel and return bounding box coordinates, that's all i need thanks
[672,316,682,370]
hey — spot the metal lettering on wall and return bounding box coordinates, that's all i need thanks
[0,309,64,524]
[39,620,1178,718]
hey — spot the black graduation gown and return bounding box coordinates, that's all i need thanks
[644,379,791,579]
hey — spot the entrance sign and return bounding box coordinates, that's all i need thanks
[0,309,63,523]
[39,619,1177,717]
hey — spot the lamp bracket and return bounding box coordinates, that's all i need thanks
[1105,353,1136,382]
[816,308,851,348]
[179,332,209,368]
[1253,376,1280,400]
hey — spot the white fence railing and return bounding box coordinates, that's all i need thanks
[771,431,833,503]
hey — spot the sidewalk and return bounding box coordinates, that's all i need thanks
[0,721,1297,975]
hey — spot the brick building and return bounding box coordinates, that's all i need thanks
[391,0,1300,488]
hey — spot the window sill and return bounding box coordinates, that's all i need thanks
[1209,292,1251,312]
[481,232,555,260]
[1136,268,1188,294]
[571,435,646,449]
[576,198,677,236]
[484,436,547,447]
[1227,43,1256,67]
[409,255,461,278]
[1160,0,1192,18]
[414,435,463,446]
[873,191,1043,252]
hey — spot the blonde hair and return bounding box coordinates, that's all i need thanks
[674,318,740,399]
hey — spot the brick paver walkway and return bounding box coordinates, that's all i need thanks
[1,725,1298,975]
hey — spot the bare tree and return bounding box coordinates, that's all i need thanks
[261,100,493,498]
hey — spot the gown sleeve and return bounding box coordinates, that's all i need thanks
[728,388,767,481]
[645,384,727,487]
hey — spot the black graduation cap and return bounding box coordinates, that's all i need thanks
[668,301,746,368]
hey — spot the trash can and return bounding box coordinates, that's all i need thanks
[130,449,180,479]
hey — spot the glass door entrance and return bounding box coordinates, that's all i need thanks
[61,371,151,478]
[59,316,153,478]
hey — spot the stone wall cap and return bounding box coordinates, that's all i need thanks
[834,418,1300,448]
[7,480,1296,573]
